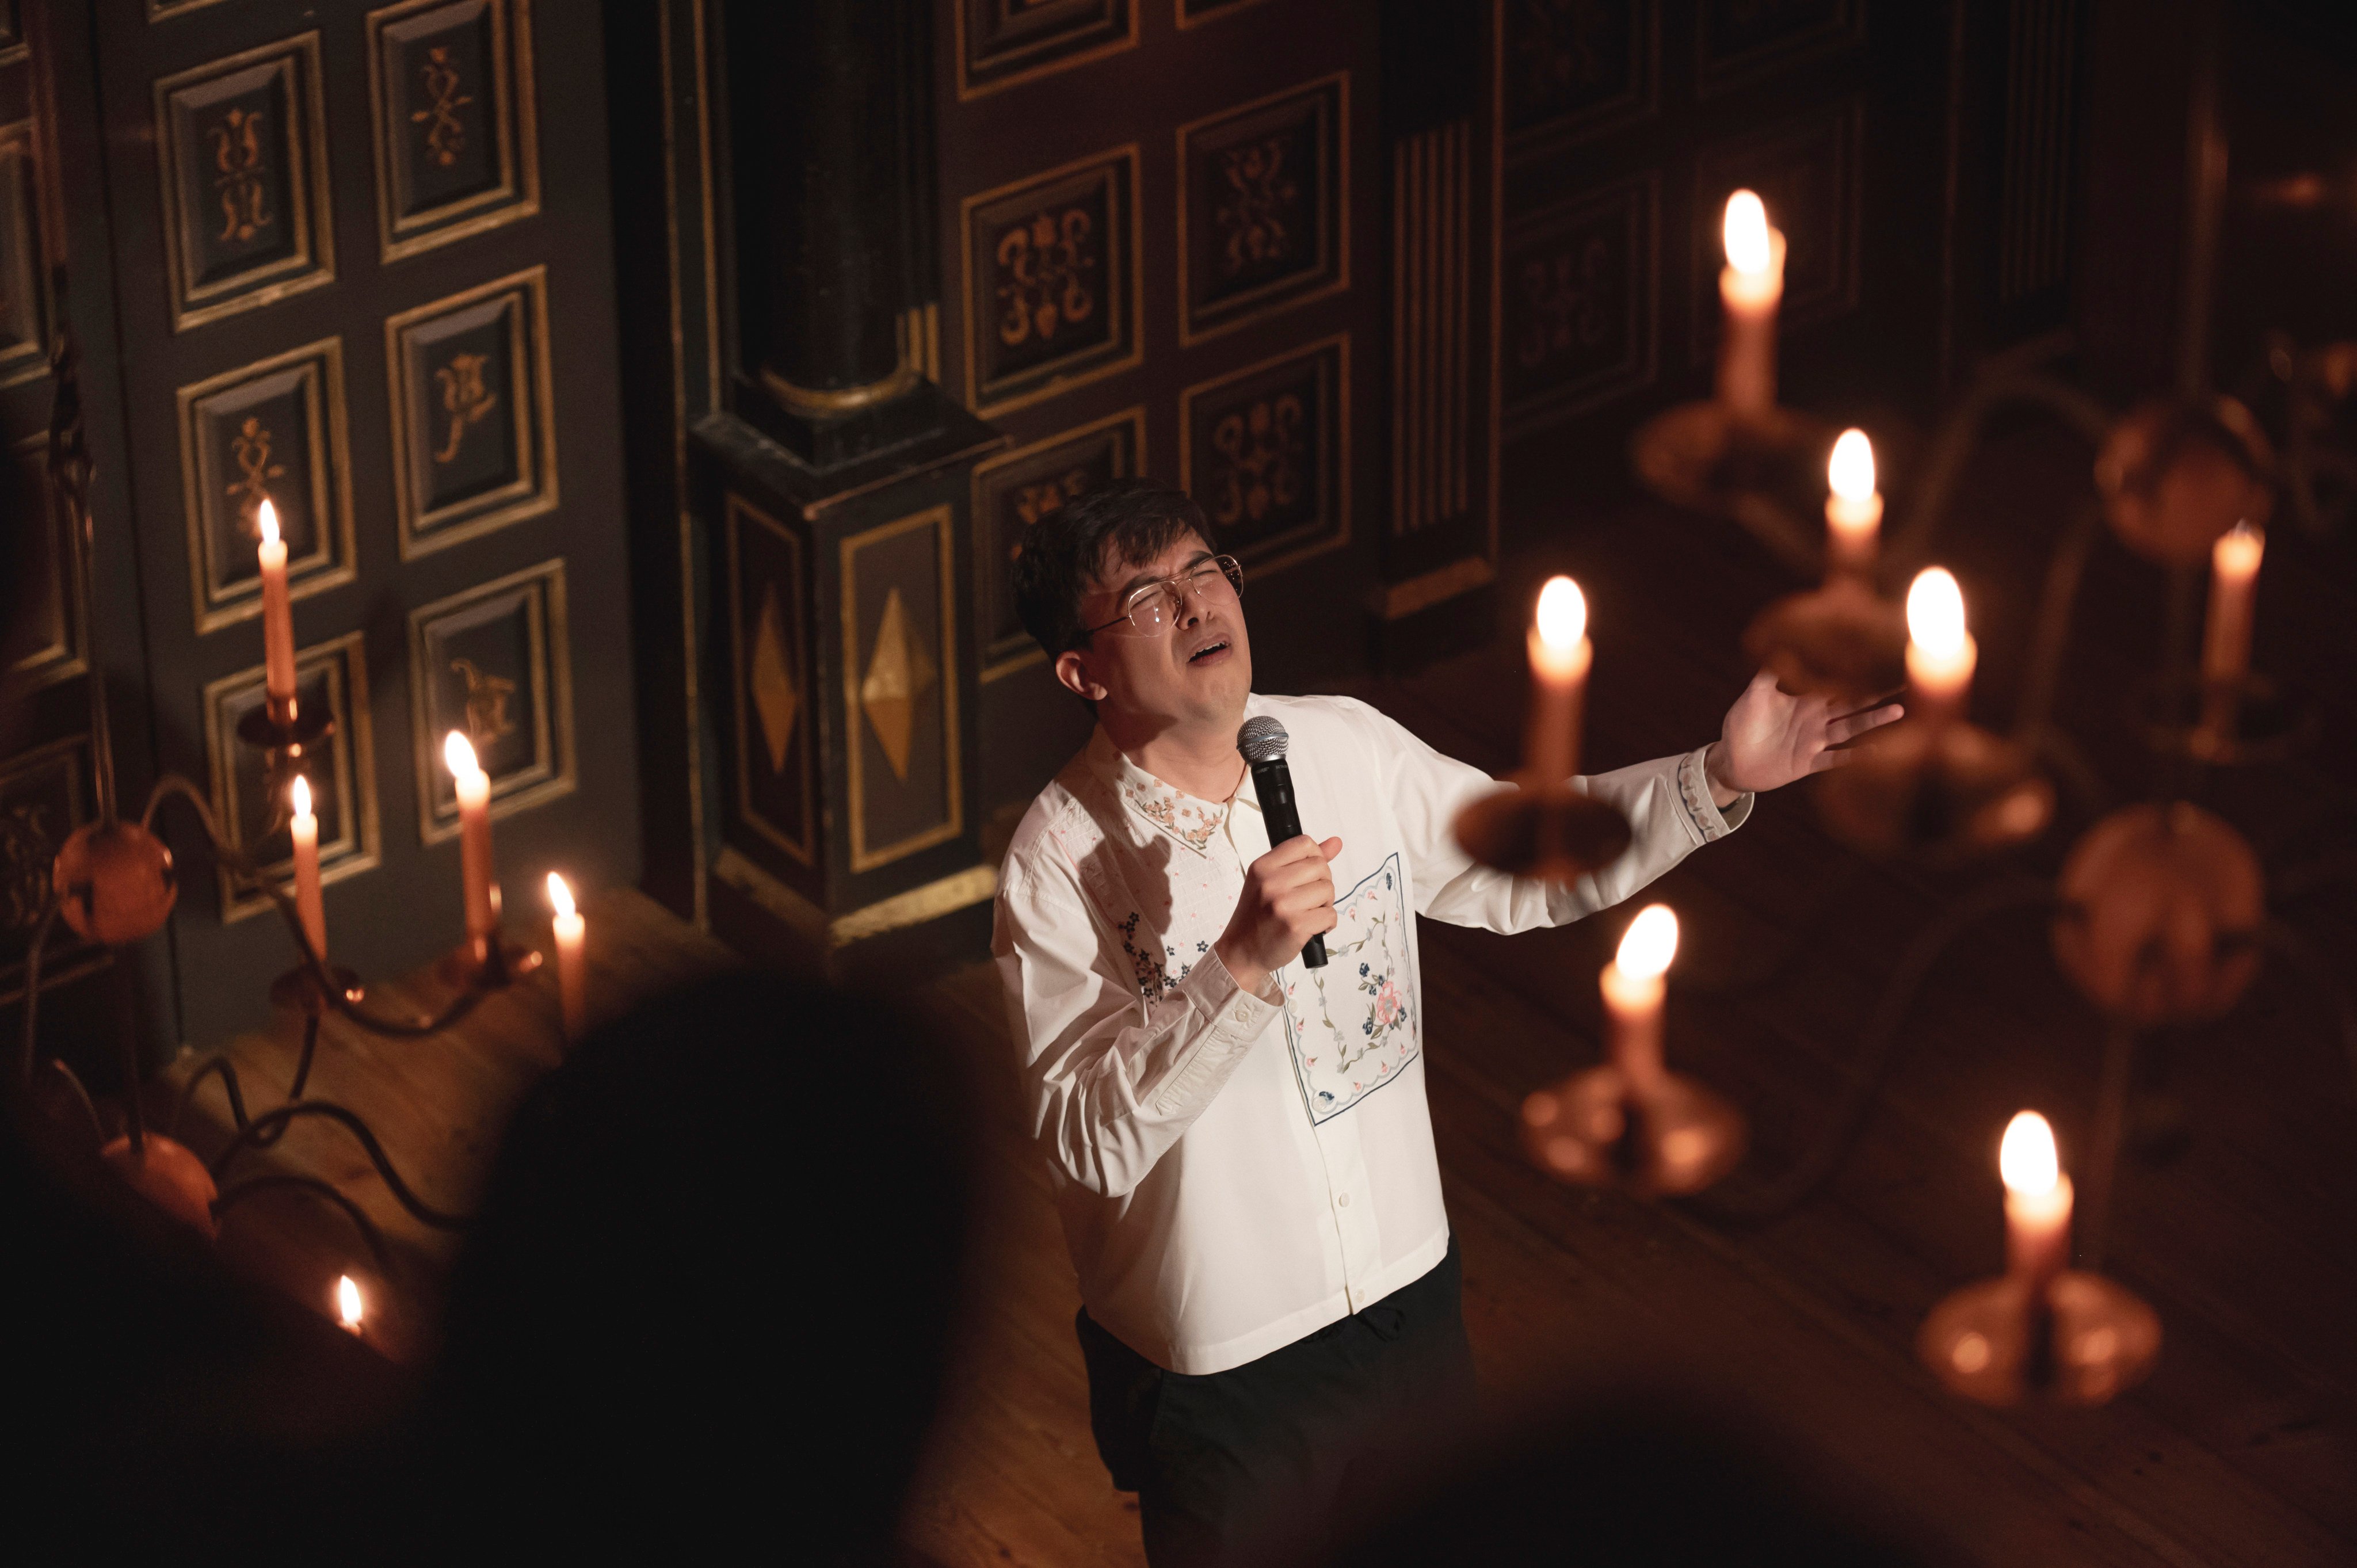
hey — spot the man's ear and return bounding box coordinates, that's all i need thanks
[1054,647,1107,702]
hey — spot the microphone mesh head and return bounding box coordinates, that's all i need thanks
[1237,715,1290,763]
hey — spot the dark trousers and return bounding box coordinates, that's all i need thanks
[1075,1235,1477,1568]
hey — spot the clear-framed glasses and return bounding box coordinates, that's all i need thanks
[1078,554,1244,643]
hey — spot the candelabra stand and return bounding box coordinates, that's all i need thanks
[1462,357,2357,1411]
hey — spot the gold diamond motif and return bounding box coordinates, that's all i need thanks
[859,586,937,783]
[749,583,799,775]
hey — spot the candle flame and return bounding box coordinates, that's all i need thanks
[336,1273,363,1331]
[257,498,280,547]
[1829,429,1875,502]
[443,730,479,777]
[1999,1111,2059,1196]
[1614,903,1679,979]
[1723,190,1771,274]
[546,871,575,919]
[1906,568,1967,657]
[2214,518,2265,573]
[1535,576,1587,650]
[290,774,312,820]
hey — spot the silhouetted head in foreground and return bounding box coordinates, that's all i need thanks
[428,968,978,1558]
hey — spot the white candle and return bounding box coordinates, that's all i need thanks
[1825,429,1882,579]
[547,871,586,1042]
[1524,577,1591,784]
[257,499,298,719]
[336,1273,364,1336]
[1717,190,1786,417]
[289,773,327,965]
[2200,521,2264,686]
[1905,568,1975,728]
[2000,1111,2073,1287]
[445,731,498,946]
[1600,904,1677,1096]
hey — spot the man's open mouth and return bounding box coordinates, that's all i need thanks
[1186,639,1231,665]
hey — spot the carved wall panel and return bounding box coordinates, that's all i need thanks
[152,33,335,331]
[1697,0,1863,96]
[971,406,1143,680]
[176,337,357,634]
[1693,99,1862,354]
[385,264,558,556]
[1499,0,1657,158]
[0,735,91,1003]
[1502,171,1658,438]
[1178,72,1348,346]
[367,0,541,262]
[1391,120,1472,539]
[407,558,574,842]
[960,146,1141,417]
[1180,332,1350,575]
[1,434,76,686]
[956,0,1136,100]
[842,505,960,873]
[202,631,379,920]
[725,494,814,867]
[0,118,47,388]
[1176,0,1275,25]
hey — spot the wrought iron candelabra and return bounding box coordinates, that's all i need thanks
[1456,348,2357,1411]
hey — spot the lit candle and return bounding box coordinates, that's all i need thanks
[445,731,498,948]
[1600,904,1677,1097]
[1905,567,1975,728]
[2000,1111,2073,1288]
[336,1273,364,1336]
[547,871,586,1042]
[289,774,327,966]
[2200,521,2264,686]
[1825,428,1882,579]
[1524,576,1591,785]
[1717,190,1786,417]
[256,499,298,722]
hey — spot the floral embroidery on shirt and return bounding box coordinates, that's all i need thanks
[1280,854,1419,1125]
[1121,779,1227,853]
[1116,911,1174,1002]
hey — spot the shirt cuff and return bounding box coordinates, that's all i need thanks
[1677,746,1752,842]
[1147,947,1282,1115]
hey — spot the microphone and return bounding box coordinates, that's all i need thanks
[1237,716,1328,969]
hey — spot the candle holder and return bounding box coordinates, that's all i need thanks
[1629,400,1841,579]
[2051,803,2263,1028]
[2133,670,2315,768]
[1741,576,1909,706]
[1452,782,1634,885]
[1520,1066,1746,1197]
[234,701,338,814]
[2094,395,2275,566]
[1917,1269,2161,1408]
[1814,722,2055,863]
[433,933,544,990]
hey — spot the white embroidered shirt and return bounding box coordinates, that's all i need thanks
[993,692,1750,1375]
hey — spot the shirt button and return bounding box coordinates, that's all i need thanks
[1337,1192,1351,1207]
[1231,1004,1251,1021]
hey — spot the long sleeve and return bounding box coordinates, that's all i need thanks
[1354,697,1750,933]
[994,850,1283,1199]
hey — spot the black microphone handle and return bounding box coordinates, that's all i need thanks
[1248,757,1328,968]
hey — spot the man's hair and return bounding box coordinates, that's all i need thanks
[1012,479,1213,657]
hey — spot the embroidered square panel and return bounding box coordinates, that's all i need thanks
[1280,853,1418,1124]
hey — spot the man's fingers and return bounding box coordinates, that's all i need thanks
[1809,747,1853,773]
[1827,703,1904,745]
[1319,835,1343,861]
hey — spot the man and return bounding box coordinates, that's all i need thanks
[993,481,1899,1565]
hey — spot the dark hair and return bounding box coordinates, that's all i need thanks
[1011,479,1212,657]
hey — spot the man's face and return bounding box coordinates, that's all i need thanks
[1055,534,1252,737]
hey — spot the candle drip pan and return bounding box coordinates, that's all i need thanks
[1520,1066,1747,1198]
[1743,577,1909,706]
[2051,803,2263,1027]
[1815,723,2054,863]
[1918,1271,2161,1408]
[1631,401,1840,577]
[2133,671,2314,768]
[1454,784,1633,886]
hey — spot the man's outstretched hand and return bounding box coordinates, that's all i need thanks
[1704,669,1904,803]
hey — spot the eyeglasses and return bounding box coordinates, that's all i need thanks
[1077,554,1245,644]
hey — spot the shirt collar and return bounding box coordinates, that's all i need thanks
[1088,701,1265,857]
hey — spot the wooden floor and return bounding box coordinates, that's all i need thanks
[903,431,2357,1567]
